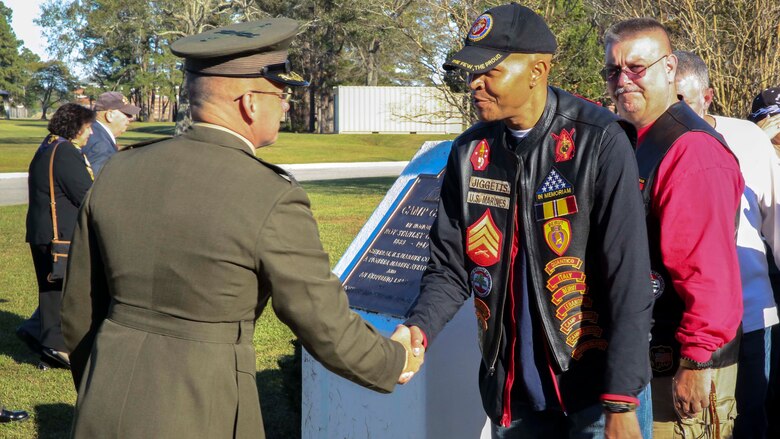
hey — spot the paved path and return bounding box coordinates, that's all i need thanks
[0,162,409,206]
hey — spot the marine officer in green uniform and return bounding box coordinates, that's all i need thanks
[61,18,422,439]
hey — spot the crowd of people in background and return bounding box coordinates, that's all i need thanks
[400,6,780,439]
[4,93,140,424]
[2,4,780,439]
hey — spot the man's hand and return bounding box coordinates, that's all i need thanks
[391,324,425,384]
[604,411,642,439]
[757,114,780,150]
[672,367,712,419]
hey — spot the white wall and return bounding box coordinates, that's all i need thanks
[334,86,464,134]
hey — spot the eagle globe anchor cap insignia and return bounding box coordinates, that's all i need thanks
[468,14,493,42]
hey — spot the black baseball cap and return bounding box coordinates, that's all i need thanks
[443,3,557,74]
[748,87,780,123]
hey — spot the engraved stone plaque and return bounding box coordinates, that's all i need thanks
[343,171,444,317]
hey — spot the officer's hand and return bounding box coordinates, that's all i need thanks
[604,412,642,439]
[672,367,712,419]
[391,325,425,384]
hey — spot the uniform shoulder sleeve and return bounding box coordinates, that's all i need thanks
[256,185,406,393]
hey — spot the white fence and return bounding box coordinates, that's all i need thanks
[334,86,465,134]
[3,104,28,119]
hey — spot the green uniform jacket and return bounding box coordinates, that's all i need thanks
[61,124,406,438]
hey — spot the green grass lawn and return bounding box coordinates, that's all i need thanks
[0,176,395,439]
[0,119,453,172]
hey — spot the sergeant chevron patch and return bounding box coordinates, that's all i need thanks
[466,210,502,266]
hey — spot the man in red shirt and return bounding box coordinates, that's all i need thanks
[603,18,744,438]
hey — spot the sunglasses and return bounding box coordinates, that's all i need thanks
[600,55,668,82]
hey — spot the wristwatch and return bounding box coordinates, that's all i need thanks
[602,400,637,413]
[679,356,713,370]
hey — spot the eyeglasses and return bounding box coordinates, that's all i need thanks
[235,89,294,103]
[600,55,669,82]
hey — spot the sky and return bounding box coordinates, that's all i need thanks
[5,0,49,61]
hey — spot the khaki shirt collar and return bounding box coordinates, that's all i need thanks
[186,122,256,154]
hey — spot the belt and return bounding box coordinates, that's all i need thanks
[108,301,254,345]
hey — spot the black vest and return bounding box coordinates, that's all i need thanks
[456,88,619,374]
[637,102,741,376]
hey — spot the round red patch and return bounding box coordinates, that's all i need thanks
[468,14,493,42]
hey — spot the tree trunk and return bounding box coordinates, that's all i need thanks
[319,89,334,133]
[308,82,317,133]
[366,37,381,86]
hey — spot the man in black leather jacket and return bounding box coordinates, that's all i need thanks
[395,4,654,438]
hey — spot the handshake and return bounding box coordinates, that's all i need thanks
[391,325,425,384]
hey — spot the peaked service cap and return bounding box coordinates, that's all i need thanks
[170,18,309,87]
[444,3,557,74]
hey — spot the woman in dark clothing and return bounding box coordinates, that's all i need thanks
[20,103,95,368]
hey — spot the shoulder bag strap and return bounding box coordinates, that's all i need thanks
[49,141,61,241]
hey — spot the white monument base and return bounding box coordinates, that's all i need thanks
[302,297,491,438]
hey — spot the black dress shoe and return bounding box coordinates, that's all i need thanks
[15,327,42,356]
[41,348,70,369]
[0,408,29,423]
